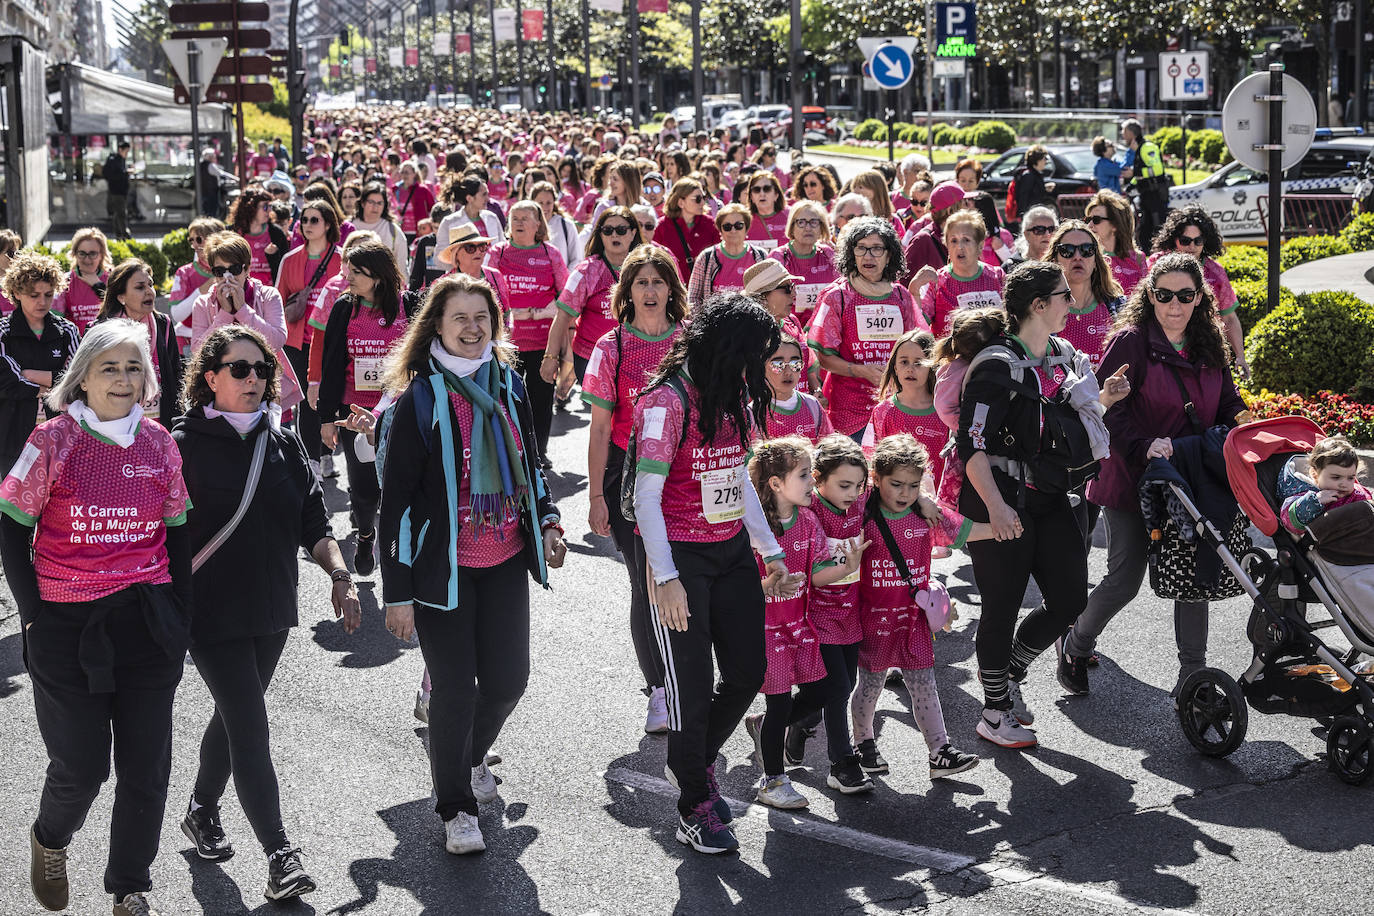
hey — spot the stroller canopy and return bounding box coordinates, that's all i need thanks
[1224,417,1325,536]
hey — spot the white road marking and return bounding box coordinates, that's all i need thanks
[604,766,1201,915]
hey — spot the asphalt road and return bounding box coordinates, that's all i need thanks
[1,402,1371,916]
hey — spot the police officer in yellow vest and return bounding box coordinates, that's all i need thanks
[1121,118,1170,249]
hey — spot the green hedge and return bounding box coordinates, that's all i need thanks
[853,119,1017,153]
[26,243,71,273]
[161,228,193,276]
[1246,290,1374,396]
[1279,234,1353,271]
[854,118,887,141]
[1230,279,1295,334]
[1217,245,1268,283]
[1340,212,1374,252]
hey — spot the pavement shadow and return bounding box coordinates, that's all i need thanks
[180,849,319,916]
[309,582,417,668]
[0,630,25,698]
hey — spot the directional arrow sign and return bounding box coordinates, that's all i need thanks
[857,36,919,92]
[161,36,228,104]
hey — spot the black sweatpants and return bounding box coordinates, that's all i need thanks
[27,592,183,898]
[515,349,555,459]
[285,344,322,460]
[413,554,530,820]
[340,428,381,534]
[786,641,860,765]
[965,482,1088,710]
[605,444,662,691]
[190,629,291,856]
[651,531,766,817]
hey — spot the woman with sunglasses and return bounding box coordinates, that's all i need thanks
[742,171,789,251]
[1084,190,1146,295]
[96,259,182,426]
[653,178,721,284]
[171,325,359,902]
[1013,207,1058,263]
[1046,220,1125,372]
[1147,206,1248,381]
[1058,253,1244,700]
[52,226,112,334]
[317,240,413,576]
[0,319,193,916]
[169,217,225,350]
[435,175,504,253]
[352,181,409,277]
[912,210,1004,339]
[684,203,769,312]
[896,178,933,231]
[809,216,923,440]
[790,165,838,210]
[191,231,289,355]
[542,206,642,388]
[768,200,837,330]
[228,189,290,287]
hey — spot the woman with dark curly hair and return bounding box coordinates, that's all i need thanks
[0,252,79,470]
[808,216,922,439]
[1059,252,1245,699]
[790,165,838,209]
[1147,205,1247,380]
[172,325,359,901]
[227,189,290,286]
[632,291,788,854]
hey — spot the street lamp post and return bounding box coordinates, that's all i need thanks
[691,0,703,130]
[789,0,801,151]
[629,0,640,125]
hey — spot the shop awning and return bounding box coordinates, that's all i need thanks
[48,62,232,135]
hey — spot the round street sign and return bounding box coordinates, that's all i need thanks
[1222,71,1317,173]
[869,42,915,90]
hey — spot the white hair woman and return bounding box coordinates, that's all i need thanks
[0,319,192,916]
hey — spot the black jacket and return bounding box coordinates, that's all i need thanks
[102,152,130,196]
[172,408,329,646]
[408,233,445,292]
[317,291,420,421]
[378,362,558,609]
[0,310,80,471]
[1014,166,1052,216]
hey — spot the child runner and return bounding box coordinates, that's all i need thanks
[743,437,868,809]
[931,308,1009,513]
[851,434,987,779]
[761,332,832,443]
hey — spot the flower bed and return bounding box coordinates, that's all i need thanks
[1242,389,1374,445]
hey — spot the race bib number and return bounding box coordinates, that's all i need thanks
[856,304,902,342]
[699,464,746,524]
[956,289,1002,312]
[827,536,859,585]
[796,283,826,315]
[356,357,384,391]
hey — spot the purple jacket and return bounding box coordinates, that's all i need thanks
[1086,319,1245,513]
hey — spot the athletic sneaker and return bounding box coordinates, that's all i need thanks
[754,774,809,809]
[1007,678,1034,726]
[976,709,1038,749]
[705,763,733,825]
[929,743,980,779]
[113,892,164,916]
[675,800,739,854]
[321,453,339,478]
[29,826,67,911]
[644,687,669,734]
[783,724,815,767]
[181,800,234,861]
[826,754,874,794]
[1056,644,1091,696]
[471,762,500,803]
[354,530,377,576]
[264,846,316,900]
[744,713,765,766]
[1055,625,1100,672]
[414,690,430,724]
[444,812,485,854]
[856,738,889,774]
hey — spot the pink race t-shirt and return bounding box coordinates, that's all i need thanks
[557,256,619,359]
[633,376,751,543]
[809,280,924,435]
[242,228,275,285]
[1057,301,1114,370]
[746,210,790,250]
[486,242,569,352]
[807,494,868,645]
[919,263,1005,339]
[53,271,106,334]
[307,272,349,331]
[0,414,190,603]
[862,399,947,488]
[251,153,277,178]
[581,324,681,450]
[449,392,525,568]
[708,245,760,294]
[763,392,832,443]
[770,243,838,329]
[339,303,407,410]
[1108,252,1146,296]
[757,507,829,695]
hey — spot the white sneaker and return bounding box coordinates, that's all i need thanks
[443,812,485,854]
[413,690,429,724]
[471,762,499,803]
[755,774,809,809]
[1007,678,1034,726]
[645,687,669,734]
[976,709,1038,749]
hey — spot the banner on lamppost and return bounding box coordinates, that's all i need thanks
[589,0,621,11]
[493,8,517,40]
[434,31,452,55]
[455,32,471,53]
[522,8,543,40]
[638,0,668,10]
[351,55,364,75]
[405,47,418,66]
[366,56,378,72]
[329,63,341,77]
[388,47,403,66]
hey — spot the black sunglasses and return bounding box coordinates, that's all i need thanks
[211,263,247,278]
[214,359,272,380]
[719,221,746,232]
[1086,215,1110,225]
[1026,224,1055,236]
[300,215,324,225]
[1054,242,1098,259]
[600,224,633,236]
[1176,233,1205,246]
[1151,286,1199,303]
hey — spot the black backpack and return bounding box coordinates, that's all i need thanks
[619,374,691,523]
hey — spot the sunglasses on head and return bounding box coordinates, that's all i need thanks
[1176,233,1204,246]
[211,263,247,278]
[214,359,272,380]
[600,223,633,236]
[1151,286,1198,303]
[768,357,804,372]
[1055,242,1098,259]
[719,221,746,232]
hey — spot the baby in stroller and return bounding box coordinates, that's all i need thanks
[1277,436,1372,536]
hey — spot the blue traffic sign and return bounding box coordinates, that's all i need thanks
[869,44,914,90]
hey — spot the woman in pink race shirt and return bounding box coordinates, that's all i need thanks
[0,319,193,916]
[769,200,839,330]
[484,200,569,463]
[808,216,925,440]
[52,226,111,334]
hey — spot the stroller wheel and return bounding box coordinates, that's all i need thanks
[1327,715,1374,785]
[1177,668,1249,757]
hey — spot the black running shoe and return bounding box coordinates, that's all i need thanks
[354,530,376,576]
[929,743,980,779]
[825,754,874,794]
[783,724,815,768]
[856,738,889,775]
[181,802,234,861]
[675,801,738,854]
[265,846,316,900]
[1056,633,1091,696]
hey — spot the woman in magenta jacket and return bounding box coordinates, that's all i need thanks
[1059,253,1246,699]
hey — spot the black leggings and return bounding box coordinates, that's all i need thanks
[516,349,555,458]
[339,428,381,534]
[792,642,860,765]
[285,344,321,460]
[190,629,291,856]
[413,554,530,820]
[605,443,662,691]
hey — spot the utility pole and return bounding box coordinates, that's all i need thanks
[691,0,703,129]
[467,0,477,105]
[581,0,591,112]
[629,0,640,124]
[489,0,499,107]
[448,0,457,98]
[289,0,305,163]
[789,0,801,151]
[514,0,525,106]
[546,0,554,111]
[925,0,934,164]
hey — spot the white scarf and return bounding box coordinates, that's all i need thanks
[430,338,492,379]
[205,402,281,436]
[69,400,143,448]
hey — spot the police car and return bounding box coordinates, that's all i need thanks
[1168,131,1374,243]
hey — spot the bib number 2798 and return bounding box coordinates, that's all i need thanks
[700,465,746,524]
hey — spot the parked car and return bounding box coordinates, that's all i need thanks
[979,144,1099,217]
[775,106,848,147]
[668,99,744,134]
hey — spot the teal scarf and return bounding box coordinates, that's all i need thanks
[435,357,528,536]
